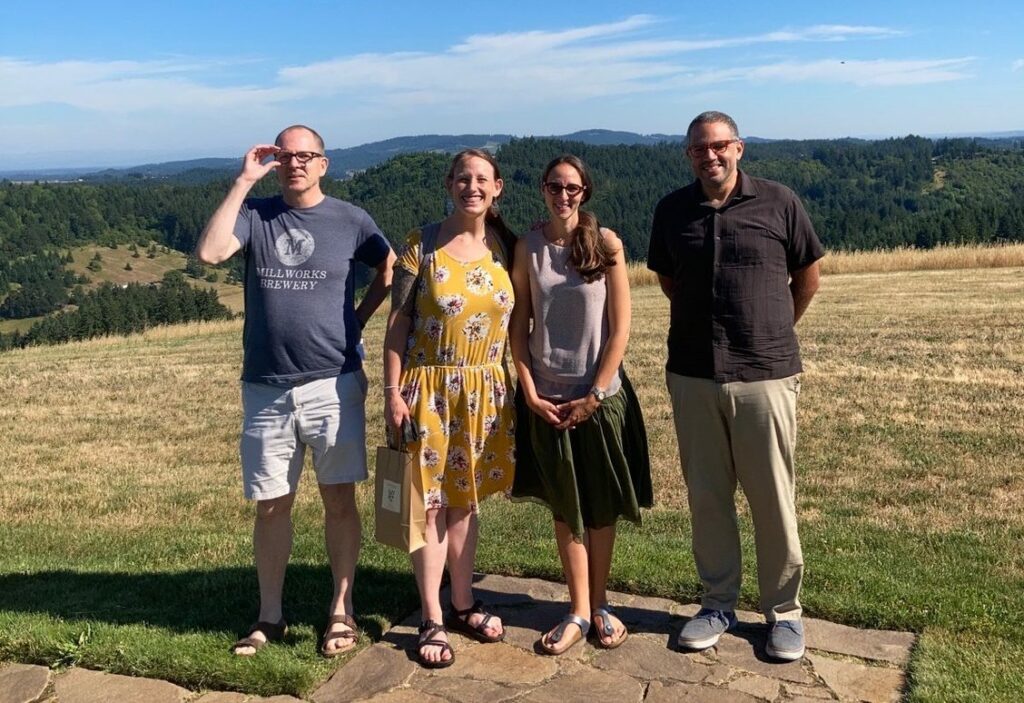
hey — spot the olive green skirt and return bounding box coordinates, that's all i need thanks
[511,372,653,538]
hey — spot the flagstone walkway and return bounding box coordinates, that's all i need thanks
[1,573,914,703]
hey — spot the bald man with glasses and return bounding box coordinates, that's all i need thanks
[198,124,396,658]
[648,111,823,662]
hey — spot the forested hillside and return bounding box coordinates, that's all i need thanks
[2,135,1023,349]
[3,272,233,349]
[328,135,1024,258]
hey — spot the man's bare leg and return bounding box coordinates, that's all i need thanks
[235,492,295,655]
[320,482,361,654]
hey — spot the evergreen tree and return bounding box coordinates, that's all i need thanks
[184,255,205,278]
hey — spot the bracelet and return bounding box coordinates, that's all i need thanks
[383,385,400,390]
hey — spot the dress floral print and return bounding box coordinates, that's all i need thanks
[396,228,516,512]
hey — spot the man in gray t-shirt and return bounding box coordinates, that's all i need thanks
[197,124,395,657]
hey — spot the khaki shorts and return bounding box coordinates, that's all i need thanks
[240,371,369,500]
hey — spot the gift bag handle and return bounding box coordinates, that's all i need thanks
[387,419,418,451]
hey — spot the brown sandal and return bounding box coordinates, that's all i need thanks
[445,599,504,643]
[321,613,360,657]
[417,620,455,669]
[232,619,287,655]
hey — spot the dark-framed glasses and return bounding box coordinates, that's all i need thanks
[543,182,586,197]
[276,150,324,165]
[685,139,740,158]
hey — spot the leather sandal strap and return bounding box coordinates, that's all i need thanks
[419,620,446,642]
[450,598,484,618]
[326,614,357,630]
[233,635,264,650]
[324,630,357,642]
[418,619,453,659]
[246,619,287,641]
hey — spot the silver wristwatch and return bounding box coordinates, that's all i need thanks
[589,386,607,402]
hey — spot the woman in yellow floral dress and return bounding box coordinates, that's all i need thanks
[383,149,516,668]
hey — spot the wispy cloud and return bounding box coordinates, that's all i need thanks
[450,15,660,54]
[0,57,281,111]
[771,24,904,41]
[1013,59,1024,72]
[276,20,922,111]
[702,58,975,87]
[0,18,922,116]
[0,17,978,162]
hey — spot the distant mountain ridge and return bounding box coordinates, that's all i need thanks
[6,130,688,183]
[4,128,1021,183]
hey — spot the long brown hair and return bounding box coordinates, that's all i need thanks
[542,154,615,283]
[446,149,516,266]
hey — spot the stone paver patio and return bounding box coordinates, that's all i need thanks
[1,573,914,703]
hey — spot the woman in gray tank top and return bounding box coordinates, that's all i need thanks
[509,154,652,655]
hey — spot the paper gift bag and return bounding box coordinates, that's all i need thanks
[374,427,427,552]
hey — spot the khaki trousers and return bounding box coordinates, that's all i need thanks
[667,372,803,622]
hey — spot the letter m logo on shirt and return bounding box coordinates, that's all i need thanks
[274,229,315,266]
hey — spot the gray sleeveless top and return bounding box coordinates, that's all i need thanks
[524,228,622,400]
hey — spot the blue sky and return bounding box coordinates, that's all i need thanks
[2,0,1022,168]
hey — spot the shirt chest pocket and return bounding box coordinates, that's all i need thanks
[723,225,784,266]
[674,227,708,257]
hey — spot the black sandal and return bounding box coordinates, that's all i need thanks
[417,620,455,669]
[445,599,504,643]
[231,619,287,655]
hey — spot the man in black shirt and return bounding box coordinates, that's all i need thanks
[648,111,823,661]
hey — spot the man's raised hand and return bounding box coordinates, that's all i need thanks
[237,145,281,184]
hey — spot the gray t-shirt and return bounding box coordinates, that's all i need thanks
[233,195,391,385]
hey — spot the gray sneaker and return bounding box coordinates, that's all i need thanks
[765,619,805,661]
[676,608,737,650]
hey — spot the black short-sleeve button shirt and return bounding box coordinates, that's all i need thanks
[647,172,824,383]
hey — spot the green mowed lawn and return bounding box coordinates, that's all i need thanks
[2,268,1023,700]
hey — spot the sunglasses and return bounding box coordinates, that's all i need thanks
[685,139,740,158]
[543,182,586,197]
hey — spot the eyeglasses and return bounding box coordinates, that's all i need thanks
[685,139,740,158]
[543,182,586,197]
[276,150,324,165]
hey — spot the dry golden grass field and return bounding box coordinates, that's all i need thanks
[627,241,1024,286]
[2,248,1023,699]
[6,263,1021,531]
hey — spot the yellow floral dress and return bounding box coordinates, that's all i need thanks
[396,227,516,512]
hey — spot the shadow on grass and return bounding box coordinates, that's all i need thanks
[0,563,418,639]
